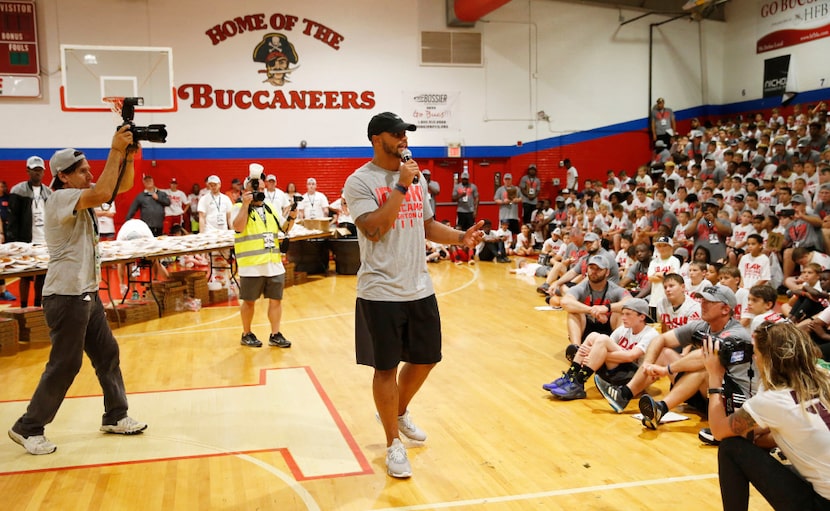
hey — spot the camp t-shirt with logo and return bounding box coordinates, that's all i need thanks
[344,161,435,302]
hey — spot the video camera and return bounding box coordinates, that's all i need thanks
[121,97,167,143]
[690,330,754,367]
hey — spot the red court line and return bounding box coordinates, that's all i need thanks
[0,366,374,480]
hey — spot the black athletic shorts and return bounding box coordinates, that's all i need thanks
[355,295,442,371]
[673,371,708,413]
[596,362,638,386]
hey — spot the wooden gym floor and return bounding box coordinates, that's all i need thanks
[0,260,773,511]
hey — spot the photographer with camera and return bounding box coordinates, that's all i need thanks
[703,321,830,511]
[9,126,147,455]
[231,167,297,348]
[596,285,756,434]
[685,198,732,264]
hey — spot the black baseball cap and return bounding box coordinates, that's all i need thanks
[367,112,416,140]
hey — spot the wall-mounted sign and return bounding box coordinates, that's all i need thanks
[403,92,459,131]
[756,0,830,53]
[0,0,40,97]
[178,12,374,110]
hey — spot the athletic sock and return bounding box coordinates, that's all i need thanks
[621,385,634,401]
[658,400,669,415]
[576,365,594,384]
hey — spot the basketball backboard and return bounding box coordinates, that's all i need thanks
[60,44,176,112]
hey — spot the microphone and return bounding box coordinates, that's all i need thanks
[401,149,418,184]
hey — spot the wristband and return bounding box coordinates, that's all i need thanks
[394,183,408,195]
[707,388,723,396]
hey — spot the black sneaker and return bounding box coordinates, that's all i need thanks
[594,374,630,413]
[698,427,720,446]
[240,332,262,347]
[639,395,663,430]
[268,332,291,348]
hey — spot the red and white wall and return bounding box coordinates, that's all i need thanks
[0,0,828,226]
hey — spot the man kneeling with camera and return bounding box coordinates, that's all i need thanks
[232,164,297,348]
[595,285,757,436]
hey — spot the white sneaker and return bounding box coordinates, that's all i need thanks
[120,285,128,297]
[8,429,57,455]
[397,410,427,442]
[386,438,412,478]
[100,416,148,435]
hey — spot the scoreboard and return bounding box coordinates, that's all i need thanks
[0,0,40,97]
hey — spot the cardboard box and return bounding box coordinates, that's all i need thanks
[302,218,332,232]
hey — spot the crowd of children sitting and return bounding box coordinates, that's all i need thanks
[427,104,830,453]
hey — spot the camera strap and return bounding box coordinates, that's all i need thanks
[249,203,285,234]
[104,155,129,208]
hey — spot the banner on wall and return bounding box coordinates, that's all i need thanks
[763,54,799,104]
[756,0,830,53]
[402,92,459,131]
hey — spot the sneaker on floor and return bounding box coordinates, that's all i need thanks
[8,429,57,455]
[0,291,16,301]
[397,410,427,442]
[100,416,148,435]
[386,438,412,478]
[551,379,586,400]
[536,283,550,295]
[639,394,663,430]
[698,427,720,446]
[594,374,630,413]
[268,332,291,348]
[240,332,262,347]
[565,344,579,362]
[375,410,427,442]
[542,373,571,392]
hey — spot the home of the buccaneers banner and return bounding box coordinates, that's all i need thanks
[177,12,376,110]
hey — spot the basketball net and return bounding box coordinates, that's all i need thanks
[102,96,125,124]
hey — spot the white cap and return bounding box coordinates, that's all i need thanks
[26,156,45,169]
[266,174,277,181]
[207,175,221,184]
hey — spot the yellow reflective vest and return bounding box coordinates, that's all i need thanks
[233,204,284,268]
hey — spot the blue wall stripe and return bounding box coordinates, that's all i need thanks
[3,87,827,162]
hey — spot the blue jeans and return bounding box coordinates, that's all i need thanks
[718,436,830,511]
[13,293,129,436]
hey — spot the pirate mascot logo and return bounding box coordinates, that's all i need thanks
[253,33,300,86]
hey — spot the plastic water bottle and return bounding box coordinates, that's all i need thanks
[131,290,140,301]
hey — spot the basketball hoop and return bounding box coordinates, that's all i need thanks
[102,96,125,119]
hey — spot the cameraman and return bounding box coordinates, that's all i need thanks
[686,198,732,264]
[703,322,830,511]
[596,285,755,431]
[9,126,147,455]
[231,173,296,348]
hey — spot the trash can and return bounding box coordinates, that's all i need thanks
[287,239,330,274]
[331,238,361,275]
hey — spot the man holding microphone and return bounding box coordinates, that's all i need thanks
[344,112,483,478]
